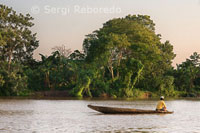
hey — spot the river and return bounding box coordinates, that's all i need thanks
[0,98,199,133]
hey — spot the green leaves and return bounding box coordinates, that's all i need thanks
[174,52,200,94]
[0,4,38,65]
[0,61,28,96]
[82,14,175,97]
[0,75,5,87]
[0,8,180,97]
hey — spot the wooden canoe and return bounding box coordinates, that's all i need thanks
[88,105,174,114]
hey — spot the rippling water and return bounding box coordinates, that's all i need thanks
[0,98,200,133]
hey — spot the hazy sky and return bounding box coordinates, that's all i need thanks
[1,0,200,66]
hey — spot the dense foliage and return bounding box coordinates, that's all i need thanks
[172,52,200,97]
[1,4,200,97]
[0,5,38,96]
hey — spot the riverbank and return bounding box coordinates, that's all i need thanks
[1,90,200,100]
[32,90,200,98]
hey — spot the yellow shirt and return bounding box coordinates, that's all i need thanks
[156,100,166,109]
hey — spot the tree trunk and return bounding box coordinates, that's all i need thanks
[108,58,114,80]
[117,51,123,78]
[111,67,114,80]
[8,50,13,71]
[45,71,51,90]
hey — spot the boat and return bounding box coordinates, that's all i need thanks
[88,105,174,114]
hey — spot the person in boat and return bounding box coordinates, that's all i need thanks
[156,96,167,111]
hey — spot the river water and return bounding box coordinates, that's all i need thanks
[0,98,199,133]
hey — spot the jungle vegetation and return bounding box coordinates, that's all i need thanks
[1,4,200,98]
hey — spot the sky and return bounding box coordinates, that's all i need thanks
[1,0,200,66]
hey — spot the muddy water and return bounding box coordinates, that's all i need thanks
[0,99,199,133]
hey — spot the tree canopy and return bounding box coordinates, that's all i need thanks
[83,15,176,95]
[0,4,38,95]
[0,4,38,67]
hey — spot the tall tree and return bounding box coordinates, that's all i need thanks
[52,45,72,58]
[0,4,39,69]
[174,52,200,93]
[83,14,175,91]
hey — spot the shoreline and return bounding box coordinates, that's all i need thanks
[0,95,200,100]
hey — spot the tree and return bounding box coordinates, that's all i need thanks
[0,74,5,87]
[85,33,131,80]
[0,61,28,96]
[83,14,175,92]
[174,52,200,94]
[38,51,62,90]
[116,58,144,97]
[0,4,38,96]
[69,50,85,60]
[52,45,72,58]
[159,76,175,96]
[25,51,80,92]
[71,68,94,97]
[0,4,39,69]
